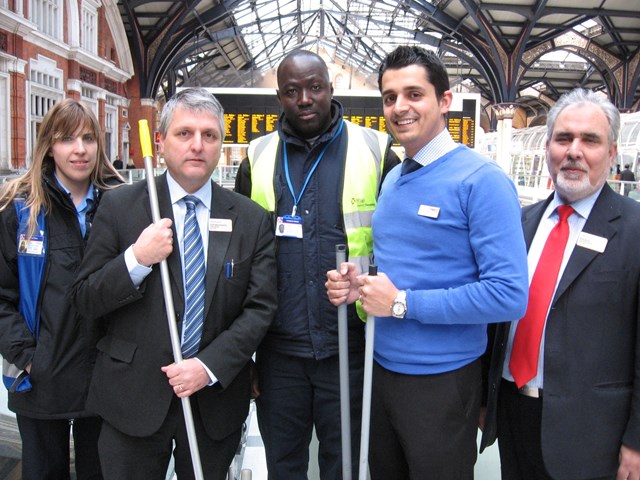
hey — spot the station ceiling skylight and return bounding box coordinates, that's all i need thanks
[231,0,440,75]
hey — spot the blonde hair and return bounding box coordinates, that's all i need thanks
[0,99,123,237]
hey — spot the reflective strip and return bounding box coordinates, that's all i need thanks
[344,210,374,227]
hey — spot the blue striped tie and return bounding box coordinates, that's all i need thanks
[181,195,205,358]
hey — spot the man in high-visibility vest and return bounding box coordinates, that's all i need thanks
[235,49,399,480]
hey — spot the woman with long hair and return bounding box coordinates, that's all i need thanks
[0,99,123,479]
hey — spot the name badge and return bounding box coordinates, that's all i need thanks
[18,234,45,256]
[418,205,440,219]
[276,215,303,239]
[209,218,232,232]
[577,232,608,253]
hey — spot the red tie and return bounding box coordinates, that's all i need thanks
[510,205,574,388]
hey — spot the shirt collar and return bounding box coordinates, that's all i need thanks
[412,129,458,167]
[166,171,212,211]
[53,172,94,209]
[550,185,603,220]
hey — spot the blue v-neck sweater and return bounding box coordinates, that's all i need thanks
[372,145,528,375]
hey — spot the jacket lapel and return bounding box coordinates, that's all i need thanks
[553,185,619,302]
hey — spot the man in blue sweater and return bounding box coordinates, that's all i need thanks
[326,45,529,479]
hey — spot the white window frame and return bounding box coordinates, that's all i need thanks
[80,84,99,116]
[29,0,63,41]
[81,0,100,55]
[28,55,63,165]
[105,102,118,161]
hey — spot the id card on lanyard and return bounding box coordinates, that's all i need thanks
[275,120,344,239]
[276,215,303,238]
[18,233,45,256]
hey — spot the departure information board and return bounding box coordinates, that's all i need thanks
[212,89,479,149]
[447,99,477,148]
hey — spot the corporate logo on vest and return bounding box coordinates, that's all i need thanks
[351,197,375,208]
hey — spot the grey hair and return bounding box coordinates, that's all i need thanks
[159,88,225,142]
[547,88,620,146]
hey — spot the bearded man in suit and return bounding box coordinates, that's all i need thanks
[481,88,640,480]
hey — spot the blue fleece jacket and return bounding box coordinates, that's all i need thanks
[372,145,528,375]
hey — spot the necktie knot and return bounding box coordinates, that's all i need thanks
[557,205,574,222]
[401,157,422,176]
[184,195,198,212]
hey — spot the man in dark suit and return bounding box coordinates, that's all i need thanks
[481,88,640,479]
[112,155,123,169]
[72,88,277,479]
[620,163,636,196]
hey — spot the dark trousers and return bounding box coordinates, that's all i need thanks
[369,359,481,480]
[16,414,102,480]
[256,349,364,480]
[97,396,240,480]
[497,380,613,480]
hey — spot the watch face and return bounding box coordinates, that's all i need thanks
[392,302,406,317]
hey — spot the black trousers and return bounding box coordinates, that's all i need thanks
[497,380,613,480]
[16,414,102,480]
[369,359,482,480]
[98,395,240,480]
[255,349,364,480]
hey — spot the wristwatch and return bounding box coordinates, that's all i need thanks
[391,290,407,319]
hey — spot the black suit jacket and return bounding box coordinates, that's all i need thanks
[481,184,640,479]
[72,174,277,440]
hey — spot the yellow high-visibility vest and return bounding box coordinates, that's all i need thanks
[248,119,388,287]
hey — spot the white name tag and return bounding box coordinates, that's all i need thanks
[418,205,440,219]
[576,232,607,253]
[209,218,232,232]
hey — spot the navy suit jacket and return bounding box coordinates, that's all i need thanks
[482,184,640,479]
[72,174,277,440]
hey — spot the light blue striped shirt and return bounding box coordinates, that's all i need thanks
[411,128,458,165]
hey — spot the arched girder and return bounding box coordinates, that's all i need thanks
[140,0,242,98]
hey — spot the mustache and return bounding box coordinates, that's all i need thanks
[560,161,588,173]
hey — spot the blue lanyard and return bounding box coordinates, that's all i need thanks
[283,120,344,216]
